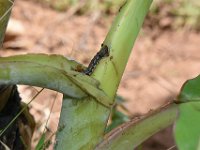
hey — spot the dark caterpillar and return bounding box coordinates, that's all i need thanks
[84,44,109,75]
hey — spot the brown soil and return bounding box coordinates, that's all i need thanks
[1,0,200,149]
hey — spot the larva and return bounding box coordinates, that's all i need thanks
[84,45,109,75]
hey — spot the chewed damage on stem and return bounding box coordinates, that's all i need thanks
[83,44,109,75]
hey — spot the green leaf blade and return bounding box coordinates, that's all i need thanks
[174,102,200,150]
[35,133,45,150]
[0,0,14,45]
[175,75,200,150]
[178,75,200,102]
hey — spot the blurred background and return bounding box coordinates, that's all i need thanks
[1,0,200,149]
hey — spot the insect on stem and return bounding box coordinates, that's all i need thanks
[84,44,109,76]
